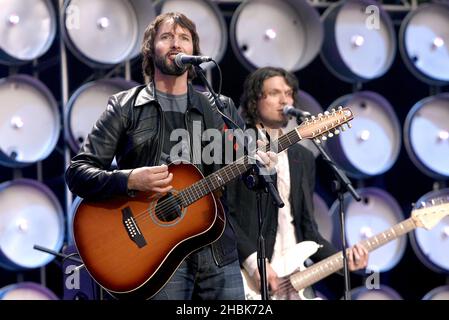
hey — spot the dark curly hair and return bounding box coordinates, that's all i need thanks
[141,12,201,81]
[240,67,299,126]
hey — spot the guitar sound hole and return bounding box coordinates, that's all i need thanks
[155,192,183,222]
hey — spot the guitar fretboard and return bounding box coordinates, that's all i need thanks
[178,129,302,206]
[290,218,417,291]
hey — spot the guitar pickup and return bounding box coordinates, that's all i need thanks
[122,207,147,248]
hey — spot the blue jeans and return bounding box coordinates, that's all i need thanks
[151,246,244,300]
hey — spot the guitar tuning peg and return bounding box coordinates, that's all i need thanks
[331,108,336,113]
[348,122,352,128]
[321,136,327,141]
[311,115,316,120]
[338,106,343,111]
[334,129,340,135]
[314,138,321,144]
[328,132,334,138]
[341,125,347,131]
[318,113,323,118]
[324,111,330,116]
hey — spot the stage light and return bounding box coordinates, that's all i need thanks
[325,91,401,178]
[65,78,139,152]
[404,93,449,179]
[0,282,58,300]
[350,285,402,300]
[0,179,64,271]
[62,0,156,67]
[399,2,449,85]
[410,188,449,274]
[422,285,449,300]
[0,0,56,65]
[330,187,406,272]
[230,0,323,71]
[0,75,60,167]
[156,0,228,64]
[321,0,396,82]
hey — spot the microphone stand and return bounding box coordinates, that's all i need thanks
[195,65,284,300]
[34,244,83,264]
[34,244,105,300]
[297,114,361,301]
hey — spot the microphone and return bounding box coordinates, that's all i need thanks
[174,53,213,68]
[283,105,311,118]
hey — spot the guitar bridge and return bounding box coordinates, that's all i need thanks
[122,207,147,248]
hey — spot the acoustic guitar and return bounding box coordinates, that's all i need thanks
[72,107,354,299]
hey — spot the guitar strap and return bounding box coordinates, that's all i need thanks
[194,93,225,176]
[196,92,218,132]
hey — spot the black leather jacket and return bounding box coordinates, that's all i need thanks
[65,82,245,266]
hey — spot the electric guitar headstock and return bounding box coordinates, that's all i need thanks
[412,198,449,230]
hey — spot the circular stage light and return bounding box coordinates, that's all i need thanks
[65,78,139,152]
[0,179,65,270]
[230,0,323,71]
[399,2,449,85]
[62,0,156,67]
[62,244,97,300]
[325,91,401,178]
[0,282,58,300]
[156,0,227,64]
[422,285,449,300]
[321,0,396,82]
[0,75,60,167]
[0,0,56,65]
[404,93,449,179]
[350,285,402,300]
[410,188,449,274]
[330,187,406,272]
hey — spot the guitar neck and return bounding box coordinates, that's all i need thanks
[290,217,417,291]
[179,129,302,206]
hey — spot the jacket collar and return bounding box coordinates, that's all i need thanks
[134,82,204,114]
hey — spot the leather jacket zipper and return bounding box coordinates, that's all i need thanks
[184,109,194,163]
[154,102,164,166]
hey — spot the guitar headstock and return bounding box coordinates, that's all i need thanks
[297,106,354,142]
[412,198,449,230]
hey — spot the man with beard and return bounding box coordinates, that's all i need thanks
[65,12,276,300]
[227,67,369,299]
